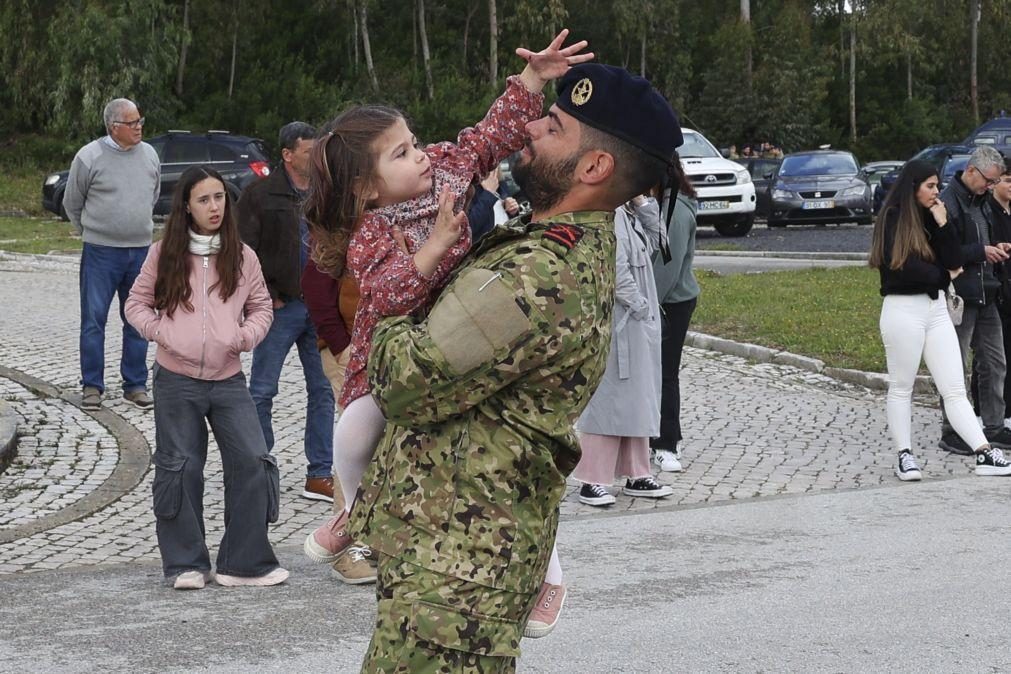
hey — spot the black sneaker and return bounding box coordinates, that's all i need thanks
[938,432,974,456]
[578,483,616,506]
[975,447,1011,476]
[895,450,922,482]
[622,476,674,499]
[984,427,1011,449]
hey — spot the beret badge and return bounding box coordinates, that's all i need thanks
[570,78,593,106]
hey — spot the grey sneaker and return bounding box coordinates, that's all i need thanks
[81,387,102,410]
[123,389,153,408]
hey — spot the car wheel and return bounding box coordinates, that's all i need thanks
[714,214,754,237]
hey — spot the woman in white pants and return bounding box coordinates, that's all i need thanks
[870,159,1011,479]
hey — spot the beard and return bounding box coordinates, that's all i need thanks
[512,146,580,213]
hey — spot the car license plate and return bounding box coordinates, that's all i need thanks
[700,200,729,211]
[803,199,834,209]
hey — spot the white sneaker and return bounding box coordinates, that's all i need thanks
[653,449,683,473]
[674,441,684,460]
[1003,417,1011,430]
[214,567,290,587]
[173,570,212,590]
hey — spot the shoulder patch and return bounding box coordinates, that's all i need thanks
[541,223,584,252]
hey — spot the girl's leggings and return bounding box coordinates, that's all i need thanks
[334,394,387,512]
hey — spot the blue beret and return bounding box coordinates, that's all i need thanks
[555,64,683,164]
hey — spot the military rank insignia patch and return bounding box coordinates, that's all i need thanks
[570,78,593,105]
[542,223,584,250]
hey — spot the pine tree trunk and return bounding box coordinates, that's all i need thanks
[741,0,751,94]
[360,0,379,92]
[418,0,434,100]
[412,0,418,76]
[907,52,913,101]
[351,0,359,71]
[175,0,189,96]
[838,0,845,79]
[849,20,856,142]
[228,2,238,99]
[463,2,478,68]
[488,0,498,87]
[970,0,980,124]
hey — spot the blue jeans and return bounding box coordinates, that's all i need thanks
[248,299,334,477]
[79,242,150,393]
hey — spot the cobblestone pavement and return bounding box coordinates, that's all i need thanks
[0,260,972,576]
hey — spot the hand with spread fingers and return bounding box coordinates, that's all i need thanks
[517,28,594,92]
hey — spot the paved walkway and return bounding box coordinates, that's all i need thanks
[1,257,1001,672]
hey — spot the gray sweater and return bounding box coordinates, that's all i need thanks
[652,193,700,304]
[63,138,160,247]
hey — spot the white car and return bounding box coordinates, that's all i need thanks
[679,128,756,236]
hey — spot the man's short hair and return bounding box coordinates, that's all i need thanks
[278,122,317,153]
[579,124,668,200]
[103,98,137,132]
[968,145,1005,175]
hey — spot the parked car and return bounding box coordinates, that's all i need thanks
[767,150,872,227]
[42,130,272,220]
[964,115,1011,150]
[860,160,903,214]
[873,143,973,214]
[679,128,756,237]
[734,157,781,218]
[939,153,971,191]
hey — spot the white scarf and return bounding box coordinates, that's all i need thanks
[188,230,221,255]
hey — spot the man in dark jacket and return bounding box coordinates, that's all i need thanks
[938,145,1011,455]
[239,121,335,502]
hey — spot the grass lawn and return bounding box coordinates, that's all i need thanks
[0,169,48,217]
[0,216,82,254]
[693,266,886,373]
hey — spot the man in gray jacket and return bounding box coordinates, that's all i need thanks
[64,98,160,410]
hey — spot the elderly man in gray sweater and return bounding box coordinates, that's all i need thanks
[64,98,161,410]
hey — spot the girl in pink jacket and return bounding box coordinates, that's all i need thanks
[300,30,593,570]
[126,166,286,589]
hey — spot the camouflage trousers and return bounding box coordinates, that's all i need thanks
[361,554,536,673]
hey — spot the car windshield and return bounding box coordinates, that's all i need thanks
[679,131,720,159]
[779,154,858,177]
[942,155,970,181]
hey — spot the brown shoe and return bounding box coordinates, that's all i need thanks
[123,389,153,408]
[81,387,102,410]
[302,476,334,503]
[330,545,377,585]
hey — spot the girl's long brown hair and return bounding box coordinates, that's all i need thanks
[869,159,937,270]
[155,166,244,317]
[304,105,404,277]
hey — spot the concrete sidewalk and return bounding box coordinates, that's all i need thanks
[3,476,1008,673]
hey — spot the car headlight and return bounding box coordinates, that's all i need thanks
[735,168,752,184]
[771,188,795,200]
[44,174,61,186]
[837,185,867,197]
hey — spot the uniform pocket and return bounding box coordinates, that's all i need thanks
[151,452,187,520]
[407,599,522,659]
[262,454,280,523]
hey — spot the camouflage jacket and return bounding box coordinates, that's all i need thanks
[349,211,616,594]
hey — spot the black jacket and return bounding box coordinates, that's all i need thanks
[939,171,997,305]
[878,206,962,299]
[237,167,304,301]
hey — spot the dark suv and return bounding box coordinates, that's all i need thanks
[42,130,272,219]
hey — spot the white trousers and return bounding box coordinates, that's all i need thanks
[880,294,987,452]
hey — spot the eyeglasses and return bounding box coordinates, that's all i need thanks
[113,117,145,129]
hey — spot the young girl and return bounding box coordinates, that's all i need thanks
[870,159,1011,480]
[126,166,288,589]
[302,30,592,566]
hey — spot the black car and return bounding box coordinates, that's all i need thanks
[873,143,973,213]
[42,130,272,220]
[939,154,971,192]
[734,157,781,218]
[767,150,872,227]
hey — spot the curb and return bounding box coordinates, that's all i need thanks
[0,250,79,273]
[685,331,934,395]
[0,399,17,474]
[694,250,868,261]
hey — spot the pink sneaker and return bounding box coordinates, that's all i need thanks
[524,582,566,638]
[303,511,352,564]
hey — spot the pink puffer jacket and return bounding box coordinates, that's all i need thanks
[126,241,273,381]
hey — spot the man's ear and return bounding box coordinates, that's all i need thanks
[281,147,293,165]
[578,150,616,186]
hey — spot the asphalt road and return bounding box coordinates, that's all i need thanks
[696,221,873,254]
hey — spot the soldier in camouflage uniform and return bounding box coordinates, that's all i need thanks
[349,63,685,672]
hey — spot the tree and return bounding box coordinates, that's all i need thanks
[970,0,980,123]
[359,0,379,91]
[488,0,498,87]
[417,0,434,100]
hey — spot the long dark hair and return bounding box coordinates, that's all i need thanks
[305,105,405,277]
[869,159,937,270]
[155,166,243,317]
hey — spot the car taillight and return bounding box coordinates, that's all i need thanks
[249,161,271,178]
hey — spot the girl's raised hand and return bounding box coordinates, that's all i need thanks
[516,29,594,91]
[432,186,466,250]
